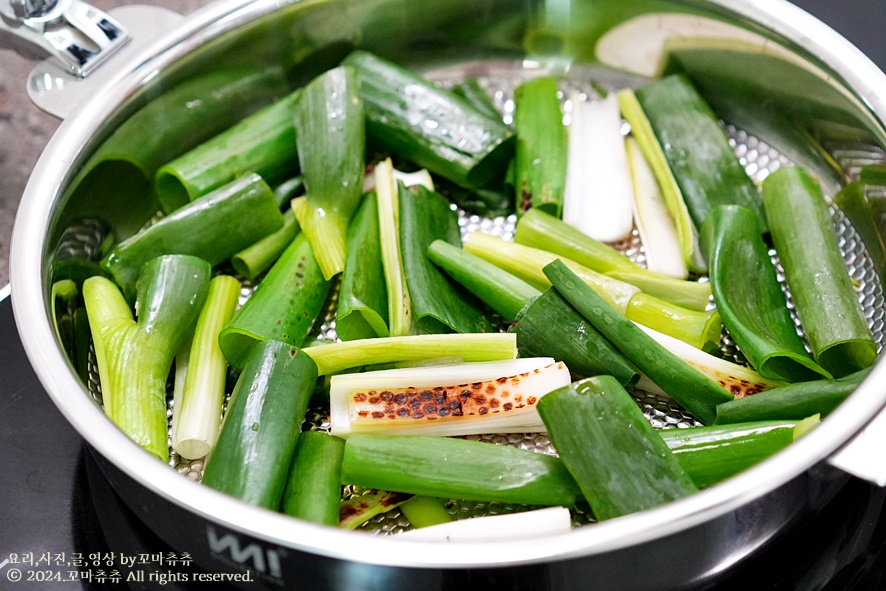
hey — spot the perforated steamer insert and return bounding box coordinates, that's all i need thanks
[53,62,886,535]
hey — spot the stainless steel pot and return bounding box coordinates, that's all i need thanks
[8,0,886,588]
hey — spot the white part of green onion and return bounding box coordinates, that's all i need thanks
[563,93,634,243]
[329,357,571,437]
[626,137,688,279]
[398,507,572,542]
[635,323,787,399]
[171,275,241,459]
[376,158,414,337]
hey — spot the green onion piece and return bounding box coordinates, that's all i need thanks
[619,89,704,272]
[83,255,210,461]
[715,368,870,424]
[230,209,300,280]
[340,490,412,530]
[624,293,721,351]
[292,66,365,279]
[510,288,639,387]
[701,204,830,382]
[171,275,241,460]
[336,192,389,341]
[342,51,514,188]
[538,376,697,521]
[563,94,634,242]
[427,240,541,322]
[661,420,804,488]
[465,231,636,310]
[101,173,284,302]
[515,207,710,310]
[375,159,413,337]
[466,232,720,349]
[514,77,567,216]
[341,434,581,507]
[280,431,346,526]
[155,90,300,212]
[329,357,570,438]
[544,259,732,424]
[451,78,501,120]
[635,324,787,399]
[400,184,492,334]
[634,74,767,234]
[762,167,876,377]
[202,340,318,510]
[834,181,886,288]
[399,496,453,529]
[626,137,689,279]
[303,333,517,376]
[219,233,331,370]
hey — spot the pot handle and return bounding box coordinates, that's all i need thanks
[0,0,129,78]
[828,406,886,486]
[1,2,182,119]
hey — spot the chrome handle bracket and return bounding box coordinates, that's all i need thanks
[1,0,130,77]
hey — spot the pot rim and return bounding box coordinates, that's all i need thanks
[10,0,886,568]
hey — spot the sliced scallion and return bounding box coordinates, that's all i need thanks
[400,183,492,334]
[563,93,634,242]
[329,357,571,437]
[171,275,241,460]
[292,65,365,279]
[303,333,517,377]
[625,137,688,279]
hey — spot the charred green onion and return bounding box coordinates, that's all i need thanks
[715,369,870,424]
[329,357,571,437]
[514,77,567,215]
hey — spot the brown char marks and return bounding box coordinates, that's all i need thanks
[717,376,767,399]
[351,376,537,422]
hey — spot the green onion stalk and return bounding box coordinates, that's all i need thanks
[84,255,211,462]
